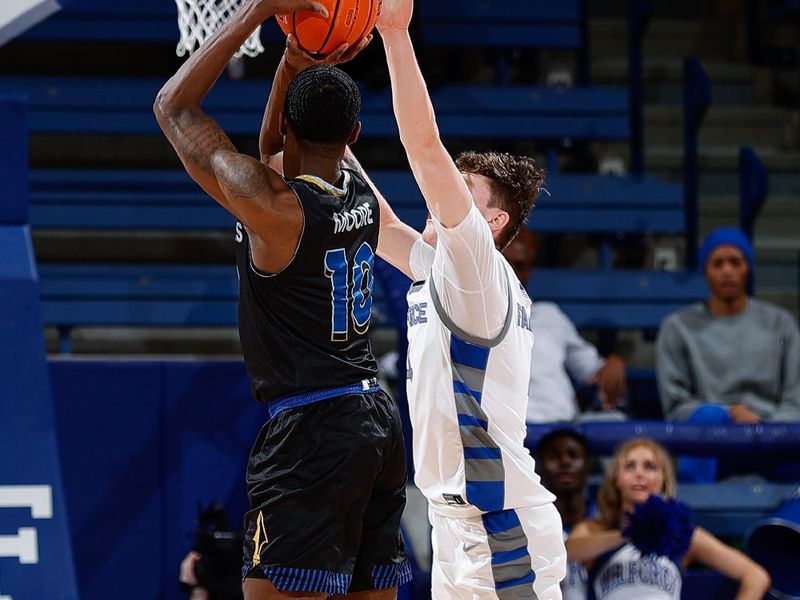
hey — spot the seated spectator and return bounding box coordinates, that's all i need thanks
[536,429,593,600]
[656,227,800,480]
[503,230,627,422]
[566,437,771,600]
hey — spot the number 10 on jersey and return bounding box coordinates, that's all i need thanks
[324,242,375,342]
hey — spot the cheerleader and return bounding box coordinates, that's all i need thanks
[566,438,770,600]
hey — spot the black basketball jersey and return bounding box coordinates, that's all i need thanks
[234,169,379,403]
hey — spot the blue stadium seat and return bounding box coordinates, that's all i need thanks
[526,421,800,461]
[30,169,237,231]
[0,76,628,141]
[535,174,684,234]
[38,263,239,327]
[417,0,590,86]
[37,263,705,354]
[31,166,696,348]
[22,0,178,42]
[19,0,283,44]
[419,0,583,50]
[30,168,679,235]
[528,269,707,329]
[37,263,394,352]
[679,483,800,539]
[21,0,585,54]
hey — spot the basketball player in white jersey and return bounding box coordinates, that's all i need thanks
[372,1,567,598]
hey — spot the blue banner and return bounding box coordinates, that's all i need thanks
[0,96,78,600]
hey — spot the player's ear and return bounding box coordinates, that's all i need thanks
[489,210,510,233]
[347,121,362,145]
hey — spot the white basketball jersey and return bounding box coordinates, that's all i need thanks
[405,258,556,517]
[589,544,681,600]
[562,530,588,600]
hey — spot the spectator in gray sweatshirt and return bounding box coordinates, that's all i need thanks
[656,227,800,480]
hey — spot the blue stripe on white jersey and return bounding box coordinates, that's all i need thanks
[481,509,537,597]
[405,257,556,517]
[450,334,506,511]
[450,335,491,371]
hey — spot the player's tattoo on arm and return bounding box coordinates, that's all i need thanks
[212,151,270,200]
[164,108,237,174]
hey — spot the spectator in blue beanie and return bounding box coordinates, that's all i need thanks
[655,227,800,481]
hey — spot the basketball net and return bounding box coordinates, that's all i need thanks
[174,0,265,58]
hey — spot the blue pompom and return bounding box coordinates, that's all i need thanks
[622,495,695,562]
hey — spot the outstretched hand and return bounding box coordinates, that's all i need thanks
[376,0,413,32]
[284,33,373,71]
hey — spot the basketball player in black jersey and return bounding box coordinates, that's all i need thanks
[154,1,412,598]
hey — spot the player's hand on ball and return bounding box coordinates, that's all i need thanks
[284,33,373,71]
[258,0,328,19]
[376,0,413,32]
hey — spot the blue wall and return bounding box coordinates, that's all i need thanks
[49,360,260,600]
[0,95,78,600]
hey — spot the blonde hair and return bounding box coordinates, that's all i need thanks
[595,438,677,529]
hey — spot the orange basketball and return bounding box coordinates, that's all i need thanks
[276,0,381,57]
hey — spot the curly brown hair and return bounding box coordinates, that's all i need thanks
[455,151,544,250]
[595,438,677,530]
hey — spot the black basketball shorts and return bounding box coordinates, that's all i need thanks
[242,387,411,595]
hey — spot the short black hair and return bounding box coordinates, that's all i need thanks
[535,428,589,459]
[285,65,361,146]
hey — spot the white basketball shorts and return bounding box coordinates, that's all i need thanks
[429,503,566,600]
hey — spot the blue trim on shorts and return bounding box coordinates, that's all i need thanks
[243,564,351,595]
[268,378,380,419]
[371,559,413,589]
[496,571,536,590]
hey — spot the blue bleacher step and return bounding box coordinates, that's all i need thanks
[29,168,683,235]
[0,76,630,141]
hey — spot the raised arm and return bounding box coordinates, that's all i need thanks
[686,528,771,600]
[259,37,302,162]
[376,0,509,339]
[154,0,326,218]
[342,149,422,279]
[376,2,472,228]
